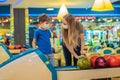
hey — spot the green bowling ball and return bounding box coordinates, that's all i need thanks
[77,56,91,70]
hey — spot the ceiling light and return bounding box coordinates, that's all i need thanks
[46,8,54,11]
[79,19,82,22]
[92,19,94,22]
[92,0,114,11]
[116,19,119,22]
[98,19,101,21]
[57,4,68,20]
[85,19,88,22]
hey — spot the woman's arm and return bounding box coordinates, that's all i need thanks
[80,33,85,55]
[79,22,85,55]
[64,42,80,59]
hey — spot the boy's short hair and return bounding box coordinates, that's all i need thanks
[38,14,50,23]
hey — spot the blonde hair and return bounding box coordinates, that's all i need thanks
[62,14,83,47]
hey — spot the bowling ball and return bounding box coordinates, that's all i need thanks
[20,48,26,52]
[95,57,109,68]
[90,55,99,68]
[77,56,91,70]
[9,45,15,50]
[104,54,111,60]
[14,45,21,49]
[108,55,120,67]
[113,54,120,62]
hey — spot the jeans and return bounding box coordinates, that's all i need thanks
[45,54,56,67]
[62,42,81,66]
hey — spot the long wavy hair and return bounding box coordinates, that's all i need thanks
[62,14,82,47]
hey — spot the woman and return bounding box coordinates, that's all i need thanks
[61,14,85,66]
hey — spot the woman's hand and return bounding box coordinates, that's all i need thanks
[75,51,86,59]
[76,56,81,59]
[80,50,86,56]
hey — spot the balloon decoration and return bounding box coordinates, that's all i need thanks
[25,9,29,44]
[117,29,120,37]
[0,17,10,26]
[29,16,119,23]
[0,17,10,23]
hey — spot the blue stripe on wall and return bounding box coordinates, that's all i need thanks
[0,5,120,17]
[0,14,10,16]
[0,13,119,17]
[28,8,120,16]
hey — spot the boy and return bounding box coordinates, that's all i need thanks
[32,14,56,67]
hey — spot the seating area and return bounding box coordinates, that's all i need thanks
[85,45,120,56]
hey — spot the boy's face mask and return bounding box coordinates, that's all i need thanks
[39,23,49,30]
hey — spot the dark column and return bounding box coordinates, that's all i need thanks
[14,8,25,45]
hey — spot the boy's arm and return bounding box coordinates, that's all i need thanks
[32,38,37,48]
[32,30,38,48]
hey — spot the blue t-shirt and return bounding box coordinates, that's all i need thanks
[33,29,53,54]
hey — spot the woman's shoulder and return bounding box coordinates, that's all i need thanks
[75,21,83,27]
[75,21,84,33]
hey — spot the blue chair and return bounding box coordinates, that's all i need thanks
[102,47,114,54]
[93,45,102,53]
[115,47,120,54]
[87,46,95,54]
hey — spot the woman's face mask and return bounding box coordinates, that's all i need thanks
[62,24,68,29]
[62,19,68,29]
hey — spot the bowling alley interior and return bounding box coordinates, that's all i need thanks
[0,0,120,80]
